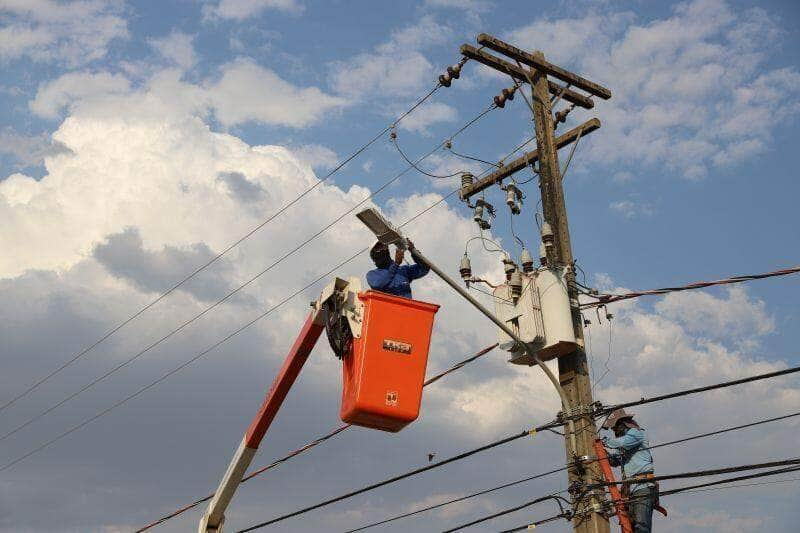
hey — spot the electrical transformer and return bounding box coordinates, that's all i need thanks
[493,266,578,365]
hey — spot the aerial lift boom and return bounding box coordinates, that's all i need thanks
[198,277,364,533]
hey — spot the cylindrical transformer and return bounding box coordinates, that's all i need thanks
[536,267,578,360]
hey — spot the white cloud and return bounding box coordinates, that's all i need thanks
[203,0,303,20]
[0,128,72,167]
[506,0,800,180]
[28,60,345,128]
[609,198,654,219]
[329,16,452,100]
[396,101,458,135]
[28,71,131,119]
[288,144,339,172]
[207,59,345,127]
[0,0,128,65]
[149,30,197,70]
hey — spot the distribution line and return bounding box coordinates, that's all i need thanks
[462,463,800,533]
[581,266,800,309]
[442,494,569,533]
[235,363,800,531]
[341,408,800,532]
[0,100,500,445]
[600,364,800,415]
[0,81,445,416]
[0,187,460,474]
[133,343,498,532]
[134,133,544,532]
[585,457,800,490]
[233,422,563,532]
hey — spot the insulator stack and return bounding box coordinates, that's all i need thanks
[509,270,523,300]
[459,254,472,281]
[493,85,517,108]
[460,172,474,190]
[520,248,534,272]
[439,61,463,88]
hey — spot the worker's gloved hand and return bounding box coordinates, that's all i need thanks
[406,239,415,250]
[394,247,404,265]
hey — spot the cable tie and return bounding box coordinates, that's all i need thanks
[527,525,536,530]
[528,428,537,437]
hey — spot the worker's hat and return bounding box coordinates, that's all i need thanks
[601,408,635,430]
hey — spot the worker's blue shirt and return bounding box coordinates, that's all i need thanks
[366,256,429,299]
[605,427,655,494]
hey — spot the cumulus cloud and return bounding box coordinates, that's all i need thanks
[0,128,72,168]
[27,60,345,127]
[329,16,453,106]
[149,30,198,70]
[0,0,128,65]
[203,0,303,20]
[506,0,800,180]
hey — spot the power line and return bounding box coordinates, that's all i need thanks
[0,83,445,417]
[235,368,800,532]
[341,408,800,532]
[499,467,800,533]
[234,422,561,533]
[133,344,498,532]
[442,494,569,533]
[581,266,800,309]
[600,363,800,415]
[0,101,500,445]
[0,187,460,474]
[584,457,800,490]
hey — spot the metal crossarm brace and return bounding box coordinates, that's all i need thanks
[477,34,612,99]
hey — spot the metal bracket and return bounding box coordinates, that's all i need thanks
[558,403,594,421]
[313,276,365,339]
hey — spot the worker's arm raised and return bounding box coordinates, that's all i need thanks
[367,263,400,290]
[604,429,644,451]
[405,240,430,280]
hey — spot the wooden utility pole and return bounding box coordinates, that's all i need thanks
[460,34,612,533]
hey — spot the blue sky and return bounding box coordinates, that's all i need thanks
[1,1,799,532]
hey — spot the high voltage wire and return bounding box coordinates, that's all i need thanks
[498,467,800,533]
[458,461,800,532]
[133,343,498,532]
[340,408,800,532]
[234,366,800,532]
[0,81,446,416]
[133,134,543,532]
[0,100,501,446]
[0,189,460,474]
[580,265,800,309]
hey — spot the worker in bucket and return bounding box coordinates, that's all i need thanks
[366,240,429,299]
[602,408,662,533]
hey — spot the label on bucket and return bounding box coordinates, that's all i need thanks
[383,339,412,354]
[386,391,398,406]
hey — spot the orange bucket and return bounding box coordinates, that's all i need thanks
[340,291,440,432]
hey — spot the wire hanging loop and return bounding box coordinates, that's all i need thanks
[389,128,462,179]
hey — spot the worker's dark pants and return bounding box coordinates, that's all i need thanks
[628,486,656,533]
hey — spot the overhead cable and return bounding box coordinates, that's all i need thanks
[0,100,501,445]
[0,188,462,474]
[0,83,445,416]
[342,408,800,532]
[498,466,800,533]
[442,494,569,533]
[134,344,498,532]
[234,422,561,532]
[599,364,800,416]
[581,266,800,308]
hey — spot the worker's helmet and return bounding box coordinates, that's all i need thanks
[370,241,389,263]
[601,408,636,430]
